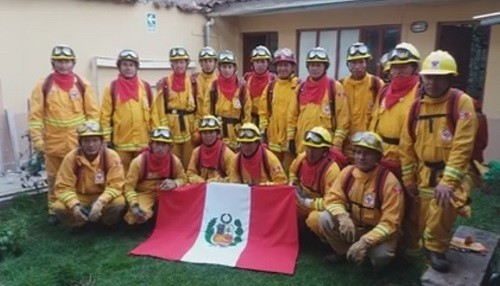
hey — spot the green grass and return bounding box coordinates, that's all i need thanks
[0,190,498,286]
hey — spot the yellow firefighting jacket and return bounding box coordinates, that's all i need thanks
[287,79,350,153]
[123,152,187,206]
[55,147,124,209]
[228,148,287,185]
[259,76,300,153]
[151,74,198,143]
[289,152,341,211]
[193,71,217,119]
[324,165,404,245]
[28,76,99,157]
[399,90,478,191]
[369,84,419,162]
[186,144,235,183]
[245,73,275,120]
[100,79,153,152]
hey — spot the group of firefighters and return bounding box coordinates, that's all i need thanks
[28,41,480,274]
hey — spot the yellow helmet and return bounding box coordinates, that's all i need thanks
[420,50,458,76]
[76,120,104,137]
[347,42,372,62]
[51,45,76,61]
[306,47,330,65]
[237,123,261,143]
[352,131,383,154]
[218,50,237,65]
[303,126,333,148]
[251,45,272,62]
[199,46,218,61]
[150,126,173,144]
[169,46,190,61]
[116,49,139,67]
[388,42,420,65]
[198,115,222,132]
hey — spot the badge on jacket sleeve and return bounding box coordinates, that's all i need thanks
[95,171,105,184]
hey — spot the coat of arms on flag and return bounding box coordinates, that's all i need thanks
[130,182,299,274]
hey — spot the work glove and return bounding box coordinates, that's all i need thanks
[288,140,296,155]
[88,200,105,222]
[318,210,335,235]
[434,184,456,208]
[131,203,148,224]
[337,213,356,243]
[346,237,370,265]
[295,186,313,209]
[72,204,89,222]
[33,139,45,153]
[159,179,177,191]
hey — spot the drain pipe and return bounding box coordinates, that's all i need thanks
[204,18,215,47]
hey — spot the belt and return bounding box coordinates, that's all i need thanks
[424,161,446,187]
[218,116,241,138]
[166,108,195,132]
[380,135,400,145]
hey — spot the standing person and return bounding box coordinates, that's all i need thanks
[28,44,99,225]
[228,123,287,185]
[259,48,300,171]
[52,120,126,231]
[100,49,153,175]
[124,126,187,225]
[205,50,251,151]
[287,47,350,155]
[319,131,404,271]
[399,51,478,272]
[186,115,235,183]
[244,45,276,126]
[152,46,199,168]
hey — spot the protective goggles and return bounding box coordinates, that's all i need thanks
[348,45,369,56]
[200,117,220,128]
[199,48,217,58]
[119,50,139,61]
[304,131,330,145]
[237,129,259,139]
[352,132,382,148]
[219,52,236,62]
[389,48,418,61]
[52,46,74,57]
[252,48,270,58]
[151,128,172,140]
[170,48,188,58]
[307,49,328,60]
[76,121,101,134]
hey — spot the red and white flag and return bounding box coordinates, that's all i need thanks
[130,182,299,274]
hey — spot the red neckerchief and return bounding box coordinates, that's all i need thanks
[52,72,75,92]
[200,139,223,168]
[300,153,331,190]
[115,74,139,102]
[171,73,186,92]
[217,74,238,101]
[385,75,419,109]
[249,71,271,99]
[300,75,329,106]
[145,148,171,178]
[241,144,264,182]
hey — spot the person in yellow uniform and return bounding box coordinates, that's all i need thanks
[319,131,404,271]
[192,46,218,123]
[290,126,348,235]
[186,116,235,183]
[399,51,478,272]
[205,50,251,151]
[52,120,126,230]
[340,43,383,160]
[259,48,300,171]
[100,49,153,174]
[152,46,199,168]
[287,47,350,155]
[244,45,276,126]
[123,126,187,225]
[229,123,287,185]
[28,45,99,225]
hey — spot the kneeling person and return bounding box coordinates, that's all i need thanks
[124,127,187,225]
[53,120,126,228]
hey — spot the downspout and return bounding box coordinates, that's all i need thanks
[204,18,215,47]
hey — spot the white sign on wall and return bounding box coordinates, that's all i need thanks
[147,13,157,32]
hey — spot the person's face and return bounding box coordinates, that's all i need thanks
[119,60,138,78]
[276,62,294,79]
[305,147,327,165]
[52,59,75,74]
[353,146,380,172]
[240,141,260,157]
[171,60,188,74]
[151,141,170,157]
[390,63,416,77]
[200,59,216,74]
[219,63,236,78]
[307,63,327,79]
[252,59,269,74]
[421,75,451,98]
[201,130,218,146]
[80,136,103,157]
[348,59,367,78]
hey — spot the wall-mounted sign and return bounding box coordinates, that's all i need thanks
[147,13,157,32]
[411,21,428,33]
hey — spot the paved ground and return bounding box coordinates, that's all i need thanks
[0,171,46,204]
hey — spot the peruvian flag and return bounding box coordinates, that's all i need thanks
[130,182,299,274]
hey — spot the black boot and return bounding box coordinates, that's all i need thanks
[324,252,346,265]
[427,250,450,273]
[47,214,60,225]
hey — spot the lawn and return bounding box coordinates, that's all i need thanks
[0,189,498,286]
